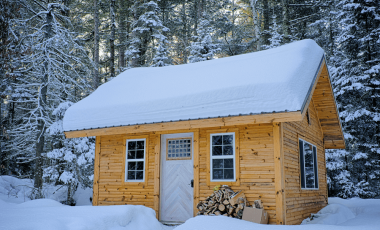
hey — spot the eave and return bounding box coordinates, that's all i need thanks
[64,111,302,138]
[301,58,345,149]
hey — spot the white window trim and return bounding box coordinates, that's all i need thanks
[300,138,319,190]
[210,132,236,182]
[125,138,146,182]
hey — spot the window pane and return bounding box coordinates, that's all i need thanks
[223,145,233,155]
[128,151,136,159]
[212,146,222,156]
[299,140,305,188]
[304,143,313,168]
[136,150,144,159]
[223,135,233,145]
[136,141,144,150]
[127,171,135,180]
[305,167,315,188]
[136,171,143,180]
[212,136,222,145]
[128,141,136,150]
[136,161,144,170]
[128,162,136,170]
[213,169,223,179]
[224,169,234,179]
[213,159,223,169]
[224,159,233,168]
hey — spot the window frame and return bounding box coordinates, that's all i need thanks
[125,138,146,183]
[299,138,319,190]
[210,132,236,182]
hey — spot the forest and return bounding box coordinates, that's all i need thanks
[0,0,379,205]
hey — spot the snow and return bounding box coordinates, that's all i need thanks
[63,39,324,132]
[0,199,172,230]
[1,176,380,230]
[176,198,380,230]
[0,176,92,205]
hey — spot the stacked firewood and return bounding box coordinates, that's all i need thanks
[196,185,249,219]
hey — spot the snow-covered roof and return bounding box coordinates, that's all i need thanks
[63,39,325,132]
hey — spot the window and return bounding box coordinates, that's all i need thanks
[210,133,235,181]
[299,139,318,189]
[125,139,145,182]
[167,138,192,160]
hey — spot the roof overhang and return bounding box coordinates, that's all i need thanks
[64,111,302,138]
[301,58,345,149]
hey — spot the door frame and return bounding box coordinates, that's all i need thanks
[159,132,194,223]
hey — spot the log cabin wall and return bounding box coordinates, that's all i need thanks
[283,100,328,225]
[94,132,159,209]
[93,124,278,224]
[198,124,277,224]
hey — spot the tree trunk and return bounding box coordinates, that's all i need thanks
[182,1,188,63]
[110,0,116,78]
[262,0,270,47]
[282,0,290,43]
[93,0,100,89]
[250,0,261,51]
[34,9,53,199]
[131,2,140,67]
[118,0,127,70]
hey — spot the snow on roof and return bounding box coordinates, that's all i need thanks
[63,39,325,132]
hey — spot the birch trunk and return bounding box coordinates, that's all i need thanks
[250,0,261,51]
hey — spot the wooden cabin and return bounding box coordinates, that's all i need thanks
[63,39,345,225]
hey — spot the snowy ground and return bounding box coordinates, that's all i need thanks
[1,176,379,230]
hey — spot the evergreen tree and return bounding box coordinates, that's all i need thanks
[6,1,93,198]
[331,0,380,197]
[127,1,169,67]
[262,14,283,50]
[44,102,94,205]
[151,36,171,67]
[188,17,220,63]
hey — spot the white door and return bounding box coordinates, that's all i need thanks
[160,133,194,223]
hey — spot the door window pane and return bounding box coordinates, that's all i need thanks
[167,138,192,160]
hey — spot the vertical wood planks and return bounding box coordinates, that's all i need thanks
[273,122,285,224]
[283,99,328,225]
[93,136,101,206]
[154,134,161,219]
[193,130,200,216]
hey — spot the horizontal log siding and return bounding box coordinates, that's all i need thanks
[283,100,328,225]
[95,124,277,223]
[199,124,277,224]
[96,133,158,211]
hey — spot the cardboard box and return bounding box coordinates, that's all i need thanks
[242,207,269,224]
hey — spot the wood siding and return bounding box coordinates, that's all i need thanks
[312,63,345,149]
[283,100,328,225]
[94,124,279,224]
[199,124,277,224]
[96,133,158,209]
